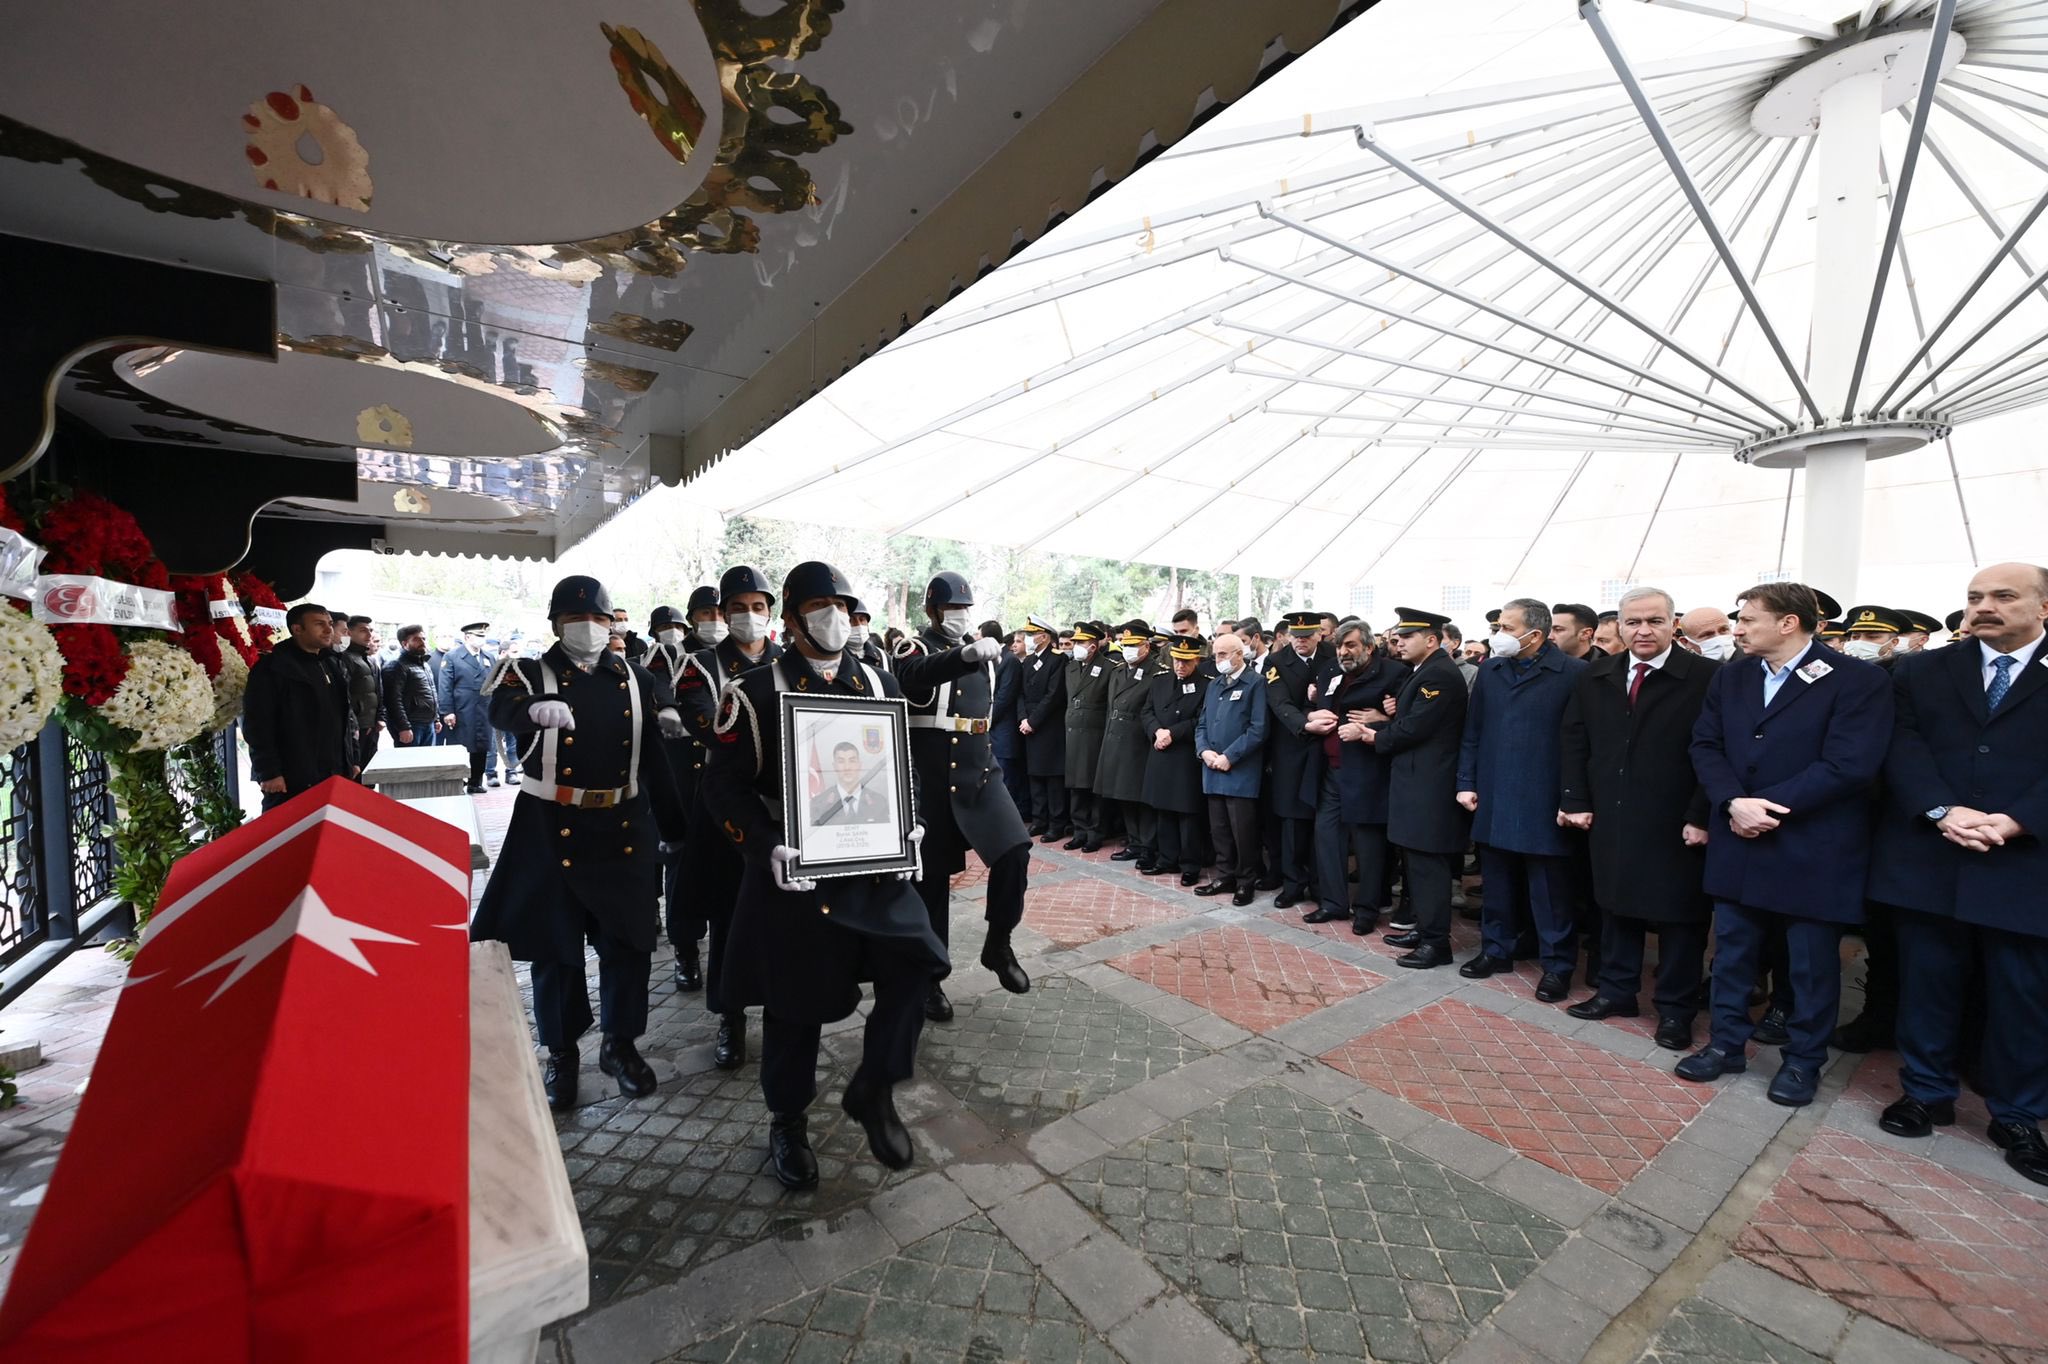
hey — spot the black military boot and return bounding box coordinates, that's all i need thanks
[925,981,955,1022]
[842,1076,914,1170]
[674,944,703,993]
[598,1035,658,1098]
[981,935,1030,994]
[714,1012,746,1070]
[543,1049,578,1113]
[768,1112,819,1190]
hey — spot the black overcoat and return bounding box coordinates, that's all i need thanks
[1374,647,1471,854]
[1064,653,1112,788]
[1262,646,1320,820]
[1020,646,1067,778]
[1301,654,1409,825]
[1095,660,1156,804]
[892,629,1030,872]
[1139,667,1209,813]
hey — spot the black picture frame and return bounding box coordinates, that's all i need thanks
[777,691,920,881]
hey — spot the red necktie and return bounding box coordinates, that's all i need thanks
[1628,661,1649,709]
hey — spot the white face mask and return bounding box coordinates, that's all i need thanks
[1843,639,1885,662]
[1215,656,1240,678]
[560,621,608,665]
[1696,634,1737,661]
[848,623,870,652]
[1070,644,1090,663]
[1120,644,1139,662]
[332,635,350,653]
[727,611,769,644]
[939,608,973,641]
[656,627,685,646]
[695,618,729,646]
[1488,628,1531,659]
[804,605,851,653]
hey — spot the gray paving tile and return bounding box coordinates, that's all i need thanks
[1697,1258,1850,1359]
[1533,1235,1654,1315]
[1482,1156,1609,1229]
[1071,1090,1173,1147]
[1108,1295,1249,1364]
[946,1149,1046,1208]
[1621,1167,1731,1233]
[1043,1233,1169,1331]
[1834,1314,1973,1364]
[867,1170,976,1248]
[1635,1296,1831,1364]
[777,1208,898,1290]
[1582,1202,1688,1274]
[987,1183,1100,1265]
[1487,1275,1607,1364]
[1025,1115,1114,1175]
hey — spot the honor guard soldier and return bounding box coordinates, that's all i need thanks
[1017,614,1070,840]
[1141,635,1213,884]
[1062,622,1112,851]
[643,596,719,991]
[1265,612,1327,909]
[850,597,891,673]
[471,575,689,1112]
[699,560,944,1189]
[1097,622,1160,870]
[892,572,1034,1022]
[1371,609,1472,970]
[677,565,784,1071]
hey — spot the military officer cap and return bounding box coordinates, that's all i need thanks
[1025,613,1057,636]
[1899,608,1941,635]
[1811,588,1843,621]
[685,585,719,614]
[925,571,974,609]
[1167,635,1207,661]
[1149,627,1173,648]
[460,619,490,634]
[1280,610,1321,635]
[1842,604,1909,636]
[1390,607,1453,636]
[718,564,776,607]
[1071,622,1102,642]
[649,605,685,629]
[1818,618,1846,639]
[1484,608,1501,625]
[546,576,610,620]
[1117,619,1151,646]
[1946,608,1967,636]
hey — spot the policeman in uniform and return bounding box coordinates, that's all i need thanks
[892,572,1033,1023]
[441,621,497,792]
[1371,609,1472,969]
[1017,614,1070,840]
[1265,611,1326,909]
[1833,604,1913,1052]
[643,597,718,991]
[677,565,784,1070]
[471,576,688,1111]
[1140,634,1212,883]
[700,561,944,1189]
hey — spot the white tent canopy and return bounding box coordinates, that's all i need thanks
[687,0,2048,617]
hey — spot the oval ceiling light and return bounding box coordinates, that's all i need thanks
[116,348,561,459]
[0,0,719,244]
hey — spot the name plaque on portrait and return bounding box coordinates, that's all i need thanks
[777,691,920,881]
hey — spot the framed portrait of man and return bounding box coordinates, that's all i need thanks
[778,692,919,880]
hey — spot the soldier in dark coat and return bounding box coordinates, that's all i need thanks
[1060,622,1112,851]
[1301,618,1408,933]
[1017,614,1070,840]
[1558,588,1717,1050]
[470,576,688,1112]
[439,621,496,792]
[643,593,719,992]
[1264,612,1326,909]
[893,572,1033,1024]
[699,560,945,1190]
[1097,623,1159,868]
[1371,610,1472,969]
[1141,636,1211,883]
[990,626,1031,812]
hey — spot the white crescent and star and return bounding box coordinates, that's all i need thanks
[178,886,416,1005]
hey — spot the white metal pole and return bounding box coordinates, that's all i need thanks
[1803,71,1883,601]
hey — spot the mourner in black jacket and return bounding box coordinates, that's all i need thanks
[990,627,1031,811]
[340,616,382,771]
[1301,619,1408,932]
[1097,623,1160,868]
[1558,589,1717,1050]
[381,625,440,746]
[1264,612,1327,908]
[469,576,687,1113]
[699,561,945,1191]
[242,603,357,809]
[1370,609,1472,970]
[1017,614,1070,838]
[893,572,1034,1023]
[1140,636,1212,882]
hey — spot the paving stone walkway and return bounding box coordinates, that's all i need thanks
[2,784,2045,1364]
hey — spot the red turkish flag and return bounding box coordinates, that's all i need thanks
[0,777,472,1363]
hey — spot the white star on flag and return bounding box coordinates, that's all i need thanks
[179,886,416,1005]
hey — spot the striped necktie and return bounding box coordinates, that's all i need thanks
[1988,654,2016,713]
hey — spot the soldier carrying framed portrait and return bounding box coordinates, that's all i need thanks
[778,690,920,880]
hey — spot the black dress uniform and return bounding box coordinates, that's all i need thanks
[1097,624,1158,867]
[470,576,687,1110]
[1374,611,1471,968]
[1062,622,1112,851]
[1264,614,1325,906]
[1303,640,1409,930]
[642,597,719,990]
[1141,639,1211,881]
[1019,615,1070,837]
[700,561,946,1188]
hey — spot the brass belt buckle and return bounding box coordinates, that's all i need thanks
[583,788,617,810]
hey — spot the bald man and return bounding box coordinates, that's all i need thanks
[1679,607,1737,663]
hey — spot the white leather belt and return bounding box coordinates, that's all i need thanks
[523,778,638,810]
[910,715,989,733]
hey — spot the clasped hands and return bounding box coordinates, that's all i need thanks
[1936,806,2024,852]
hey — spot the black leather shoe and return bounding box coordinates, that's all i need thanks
[1752,1007,1791,1047]
[768,1112,819,1190]
[925,982,955,1022]
[1653,1018,1694,1052]
[1028,822,1048,838]
[1081,841,1103,854]
[1275,888,1303,910]
[714,1012,746,1070]
[1675,1046,1747,1083]
[674,946,703,993]
[1382,929,1422,949]
[1063,834,1088,850]
[842,1079,914,1170]
[1254,875,1284,892]
[1179,870,1202,887]
[1350,911,1376,936]
[1567,995,1639,1021]
[1231,884,1256,907]
[1038,829,1064,844]
[466,783,486,795]
[1459,954,1513,979]
[1535,971,1571,1003]
[1768,1062,1819,1107]
[1302,905,1345,924]
[982,940,1030,994]
[543,1050,577,1113]
[1133,860,1159,874]
[1110,848,1141,861]
[1831,1013,1895,1053]
[1879,1094,1954,1138]
[598,1035,658,1099]
[1988,1119,2048,1186]
[1396,943,1452,970]
[1193,879,1235,897]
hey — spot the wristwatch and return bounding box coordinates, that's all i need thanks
[1926,806,1951,822]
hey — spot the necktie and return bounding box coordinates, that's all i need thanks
[1988,654,2015,712]
[1628,661,1649,709]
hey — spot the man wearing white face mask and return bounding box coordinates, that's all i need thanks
[1680,606,1739,662]
[1062,622,1112,852]
[1016,614,1070,840]
[1832,605,1912,1055]
[471,576,689,1114]
[849,596,891,675]
[643,597,719,993]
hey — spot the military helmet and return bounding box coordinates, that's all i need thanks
[848,596,874,622]
[718,564,776,608]
[649,605,686,629]
[547,575,612,620]
[685,584,719,614]
[924,571,974,610]
[781,560,856,611]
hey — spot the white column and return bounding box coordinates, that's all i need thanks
[1801,71,1882,601]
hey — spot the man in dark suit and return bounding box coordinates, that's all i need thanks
[810,743,890,825]
[1264,612,1326,910]
[1559,587,1717,1050]
[989,623,1030,812]
[1302,618,1408,933]
[1868,563,2048,1184]
[1680,582,1893,1107]
[1371,609,1471,969]
[1141,635,1210,883]
[1016,613,1070,840]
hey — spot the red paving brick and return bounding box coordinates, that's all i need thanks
[1016,879,1194,948]
[1739,1128,2048,1362]
[1105,925,1383,1032]
[1318,998,1710,1192]
[949,854,1056,889]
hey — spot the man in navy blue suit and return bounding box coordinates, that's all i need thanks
[1868,563,2048,1185]
[1679,582,1894,1107]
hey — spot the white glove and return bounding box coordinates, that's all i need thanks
[901,824,926,882]
[770,844,817,893]
[960,636,1000,664]
[657,707,685,739]
[528,699,575,730]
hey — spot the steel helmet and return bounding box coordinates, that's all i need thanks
[685,584,720,614]
[546,575,612,620]
[649,605,686,629]
[924,571,974,610]
[780,560,856,611]
[718,564,776,608]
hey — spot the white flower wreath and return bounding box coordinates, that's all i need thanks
[207,647,249,732]
[101,640,213,751]
[0,607,65,753]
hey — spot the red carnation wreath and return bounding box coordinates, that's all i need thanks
[233,571,284,656]
[168,575,225,680]
[31,490,171,706]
